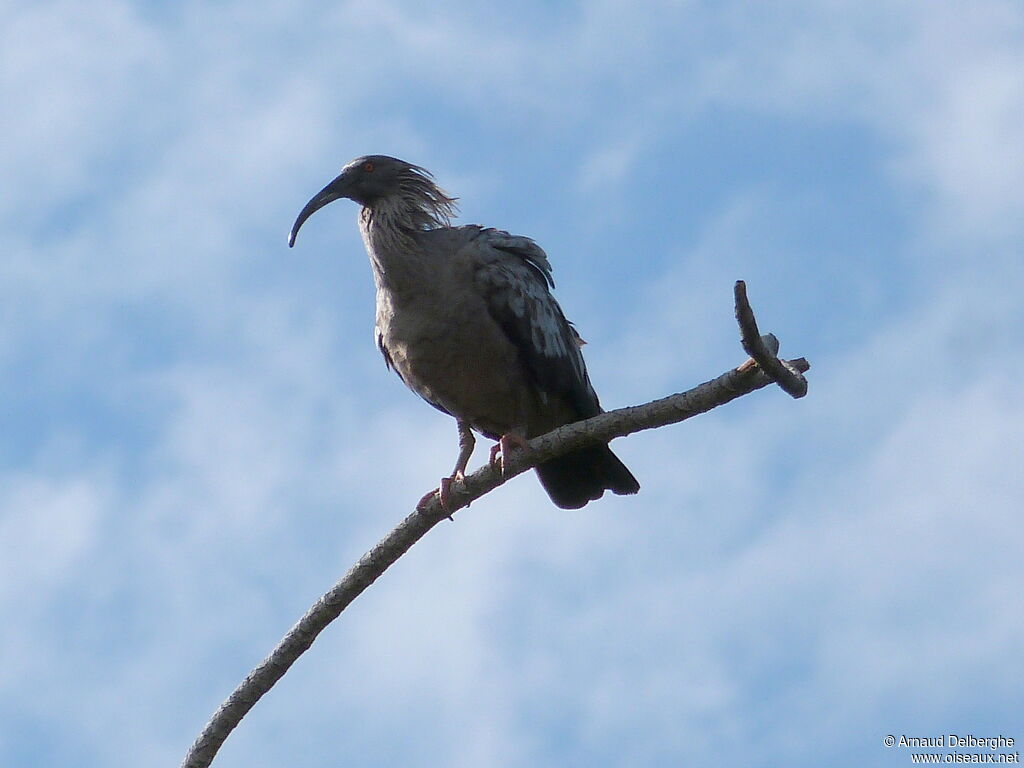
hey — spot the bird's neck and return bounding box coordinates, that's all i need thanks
[359,202,431,298]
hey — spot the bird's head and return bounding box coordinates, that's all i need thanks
[288,155,456,247]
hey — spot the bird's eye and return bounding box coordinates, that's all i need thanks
[363,161,375,172]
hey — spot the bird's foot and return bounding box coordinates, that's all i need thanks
[438,471,465,512]
[417,471,466,518]
[489,434,530,476]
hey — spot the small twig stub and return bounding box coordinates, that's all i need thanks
[734,280,808,398]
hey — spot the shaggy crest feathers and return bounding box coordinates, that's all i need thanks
[364,162,458,231]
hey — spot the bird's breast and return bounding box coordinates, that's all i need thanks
[375,288,530,436]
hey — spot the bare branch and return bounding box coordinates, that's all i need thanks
[734,280,808,398]
[181,283,810,768]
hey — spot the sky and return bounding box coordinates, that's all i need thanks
[2,1,1023,766]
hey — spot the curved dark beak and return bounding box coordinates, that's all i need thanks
[287,172,351,247]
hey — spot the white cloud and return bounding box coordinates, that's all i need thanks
[0,472,104,621]
[0,2,158,226]
[555,0,1024,248]
[705,0,1024,241]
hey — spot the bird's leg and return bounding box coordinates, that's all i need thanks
[453,420,476,477]
[438,421,475,510]
[418,420,476,513]
[489,432,530,476]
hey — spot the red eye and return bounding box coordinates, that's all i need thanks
[363,161,375,172]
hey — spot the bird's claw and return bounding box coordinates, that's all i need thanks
[416,489,438,512]
[439,472,466,511]
[489,434,530,476]
[417,471,466,518]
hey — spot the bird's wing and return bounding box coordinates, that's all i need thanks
[471,229,601,418]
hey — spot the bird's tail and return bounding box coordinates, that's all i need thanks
[535,443,639,510]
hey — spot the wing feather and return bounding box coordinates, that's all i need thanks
[472,229,600,418]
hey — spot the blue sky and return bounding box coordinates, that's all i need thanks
[3,1,1024,766]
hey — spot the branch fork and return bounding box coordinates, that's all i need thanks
[733,280,808,398]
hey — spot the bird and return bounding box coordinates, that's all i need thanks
[288,155,639,510]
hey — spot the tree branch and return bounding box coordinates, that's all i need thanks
[734,280,808,398]
[180,282,810,768]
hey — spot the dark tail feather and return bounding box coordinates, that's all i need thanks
[535,443,640,510]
